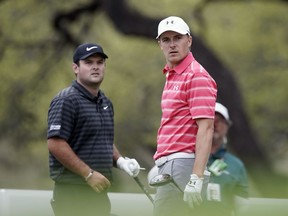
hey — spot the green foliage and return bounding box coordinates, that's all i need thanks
[202,2,288,162]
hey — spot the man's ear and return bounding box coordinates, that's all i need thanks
[158,40,163,51]
[72,63,79,76]
[188,35,192,48]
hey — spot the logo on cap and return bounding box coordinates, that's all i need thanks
[86,46,98,51]
[166,20,174,26]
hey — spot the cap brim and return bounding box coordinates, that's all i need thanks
[80,52,108,60]
[156,29,189,39]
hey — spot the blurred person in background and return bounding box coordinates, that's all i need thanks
[153,16,217,216]
[200,102,249,216]
[47,42,140,216]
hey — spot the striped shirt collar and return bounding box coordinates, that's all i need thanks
[162,52,194,74]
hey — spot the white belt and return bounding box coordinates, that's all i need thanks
[155,152,195,167]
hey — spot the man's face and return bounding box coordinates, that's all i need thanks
[213,113,229,142]
[158,31,192,68]
[73,55,106,88]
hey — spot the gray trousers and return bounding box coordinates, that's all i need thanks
[153,158,209,216]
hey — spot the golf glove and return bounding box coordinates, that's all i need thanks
[183,174,204,208]
[117,157,140,177]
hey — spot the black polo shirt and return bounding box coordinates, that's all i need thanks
[47,81,114,184]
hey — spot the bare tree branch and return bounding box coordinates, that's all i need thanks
[53,0,102,46]
[102,0,160,38]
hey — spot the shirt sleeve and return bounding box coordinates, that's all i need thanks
[47,97,76,141]
[187,72,217,119]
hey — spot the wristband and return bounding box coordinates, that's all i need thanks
[85,170,94,181]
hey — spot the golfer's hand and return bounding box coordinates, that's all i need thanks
[183,174,204,208]
[117,157,140,177]
[87,171,111,193]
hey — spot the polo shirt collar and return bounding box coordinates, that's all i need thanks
[72,80,103,101]
[163,52,194,74]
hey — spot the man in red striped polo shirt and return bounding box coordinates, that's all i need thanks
[153,16,217,216]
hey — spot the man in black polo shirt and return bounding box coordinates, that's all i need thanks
[47,42,140,216]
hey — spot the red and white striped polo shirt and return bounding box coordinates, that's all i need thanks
[154,52,217,160]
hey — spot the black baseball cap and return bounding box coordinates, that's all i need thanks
[73,43,108,63]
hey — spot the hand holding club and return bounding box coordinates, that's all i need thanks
[183,174,204,208]
[117,156,141,177]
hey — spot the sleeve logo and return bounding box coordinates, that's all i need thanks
[50,125,61,131]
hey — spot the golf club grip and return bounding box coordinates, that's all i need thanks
[134,177,154,203]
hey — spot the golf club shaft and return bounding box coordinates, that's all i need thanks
[134,177,154,204]
[172,180,183,193]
